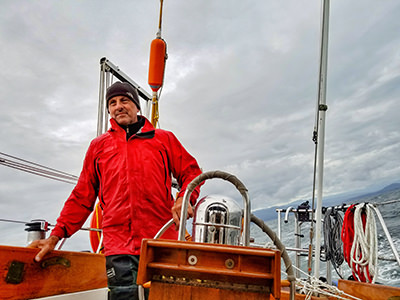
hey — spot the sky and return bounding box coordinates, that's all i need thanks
[0,0,399,250]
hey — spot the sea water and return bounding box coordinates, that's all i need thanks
[250,188,400,287]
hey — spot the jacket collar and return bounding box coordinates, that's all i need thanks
[109,116,155,139]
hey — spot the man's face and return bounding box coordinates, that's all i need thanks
[108,95,139,126]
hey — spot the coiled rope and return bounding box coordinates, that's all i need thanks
[293,266,362,300]
[341,203,378,283]
[322,207,344,278]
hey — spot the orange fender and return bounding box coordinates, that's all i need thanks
[89,202,104,253]
[148,38,167,92]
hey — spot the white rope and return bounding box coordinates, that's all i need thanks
[291,266,362,300]
[350,203,378,283]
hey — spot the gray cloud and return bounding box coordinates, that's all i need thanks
[1,0,399,249]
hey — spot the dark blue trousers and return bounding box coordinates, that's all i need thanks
[106,255,149,300]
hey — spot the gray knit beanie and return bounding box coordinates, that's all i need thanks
[106,82,140,110]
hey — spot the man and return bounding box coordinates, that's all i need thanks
[29,81,202,299]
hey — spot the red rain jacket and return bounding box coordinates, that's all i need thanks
[51,117,202,256]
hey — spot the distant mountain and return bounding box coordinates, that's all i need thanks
[252,182,400,222]
[343,182,400,204]
[379,182,400,193]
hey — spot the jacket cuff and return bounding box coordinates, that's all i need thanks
[50,226,66,240]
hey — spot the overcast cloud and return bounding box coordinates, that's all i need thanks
[1,1,399,250]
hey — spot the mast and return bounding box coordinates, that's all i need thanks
[313,0,330,278]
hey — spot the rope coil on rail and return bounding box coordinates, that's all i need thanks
[321,207,344,278]
[341,203,378,283]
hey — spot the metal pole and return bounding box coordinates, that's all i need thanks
[100,58,152,102]
[314,0,330,279]
[104,72,111,133]
[97,62,106,137]
[276,209,282,240]
[294,213,301,278]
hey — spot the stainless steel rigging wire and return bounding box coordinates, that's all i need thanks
[0,151,78,184]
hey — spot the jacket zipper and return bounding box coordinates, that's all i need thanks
[159,150,170,201]
[95,158,105,209]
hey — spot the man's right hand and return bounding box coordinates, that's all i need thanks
[28,235,60,262]
[171,196,193,231]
